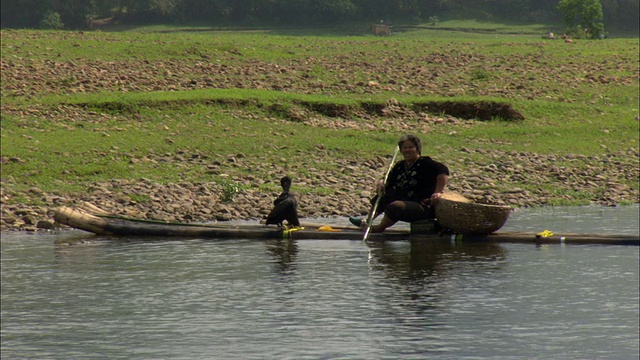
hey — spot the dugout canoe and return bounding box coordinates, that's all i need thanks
[53,206,639,245]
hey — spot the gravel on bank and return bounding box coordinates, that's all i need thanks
[2,146,637,232]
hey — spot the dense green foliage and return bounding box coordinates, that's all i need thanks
[1,0,638,35]
[38,10,65,30]
[558,0,605,38]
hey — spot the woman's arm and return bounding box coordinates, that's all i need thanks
[378,162,401,193]
[430,174,448,203]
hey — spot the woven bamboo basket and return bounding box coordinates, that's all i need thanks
[435,193,512,235]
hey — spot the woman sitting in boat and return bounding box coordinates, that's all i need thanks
[265,176,301,228]
[350,134,449,233]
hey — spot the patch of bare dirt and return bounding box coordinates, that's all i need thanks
[1,46,636,102]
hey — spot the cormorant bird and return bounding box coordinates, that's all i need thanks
[265,176,300,228]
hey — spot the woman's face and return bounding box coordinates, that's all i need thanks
[400,140,420,161]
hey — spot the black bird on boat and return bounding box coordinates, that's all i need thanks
[265,176,300,228]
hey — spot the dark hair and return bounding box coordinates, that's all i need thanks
[398,134,422,155]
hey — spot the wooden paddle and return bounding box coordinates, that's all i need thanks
[363,146,400,241]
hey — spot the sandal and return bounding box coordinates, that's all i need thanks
[349,216,364,227]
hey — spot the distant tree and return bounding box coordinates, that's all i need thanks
[602,0,639,33]
[313,0,358,21]
[2,0,635,34]
[557,0,605,38]
[57,0,97,28]
[1,0,52,28]
[39,10,64,29]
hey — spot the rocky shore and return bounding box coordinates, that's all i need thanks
[2,32,638,232]
[2,145,638,232]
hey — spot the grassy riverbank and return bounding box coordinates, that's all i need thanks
[1,25,638,230]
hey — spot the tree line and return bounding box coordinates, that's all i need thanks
[1,0,637,35]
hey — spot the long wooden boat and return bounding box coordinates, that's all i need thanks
[53,205,639,245]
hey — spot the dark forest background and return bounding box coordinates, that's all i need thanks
[1,0,638,35]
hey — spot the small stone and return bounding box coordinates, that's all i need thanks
[22,215,37,225]
[3,215,17,224]
[36,220,55,230]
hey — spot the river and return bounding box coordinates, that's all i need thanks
[1,205,638,359]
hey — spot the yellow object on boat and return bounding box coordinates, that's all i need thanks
[536,229,554,238]
[283,226,304,238]
[317,225,341,232]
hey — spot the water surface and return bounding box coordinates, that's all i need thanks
[2,205,638,359]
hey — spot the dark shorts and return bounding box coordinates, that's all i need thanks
[383,200,434,222]
[372,194,435,222]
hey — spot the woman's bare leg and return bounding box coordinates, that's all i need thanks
[367,215,397,233]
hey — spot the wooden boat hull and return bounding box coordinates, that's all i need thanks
[53,206,639,245]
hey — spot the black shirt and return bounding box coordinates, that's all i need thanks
[386,156,450,202]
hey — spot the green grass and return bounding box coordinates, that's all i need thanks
[1,25,638,206]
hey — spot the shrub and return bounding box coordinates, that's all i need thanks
[39,11,64,30]
[219,179,240,202]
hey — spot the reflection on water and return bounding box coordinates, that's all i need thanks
[264,239,299,275]
[365,241,509,324]
[2,206,639,359]
[368,240,507,278]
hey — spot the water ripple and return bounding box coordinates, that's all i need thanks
[2,207,639,359]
